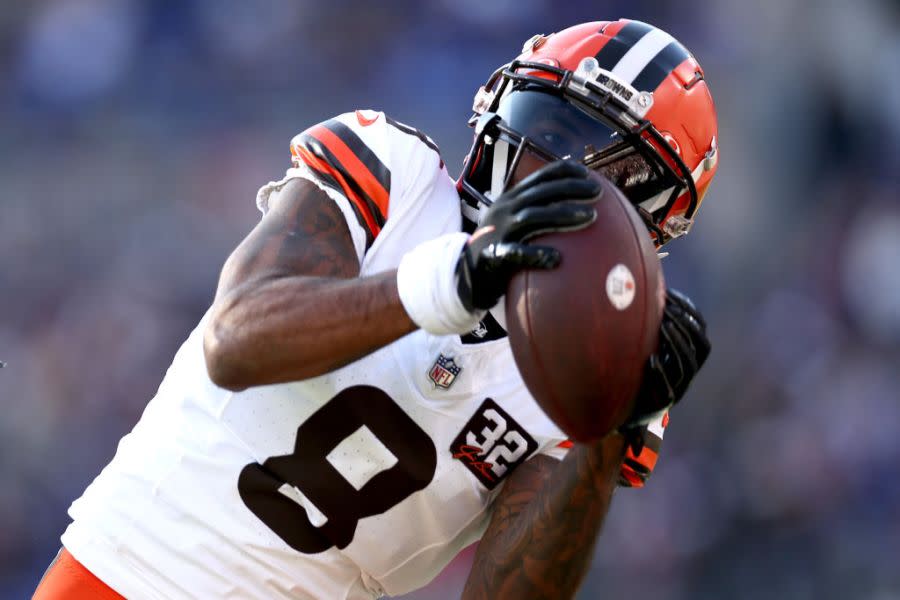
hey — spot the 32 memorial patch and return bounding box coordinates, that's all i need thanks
[450,398,538,489]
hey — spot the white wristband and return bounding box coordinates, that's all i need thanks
[396,232,486,335]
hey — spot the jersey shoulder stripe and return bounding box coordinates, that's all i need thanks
[320,119,392,211]
[292,142,379,246]
[299,121,388,231]
[289,145,375,250]
[292,119,391,243]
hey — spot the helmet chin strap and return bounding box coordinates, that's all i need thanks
[460,198,483,227]
[462,138,513,333]
[461,138,512,229]
[490,139,511,200]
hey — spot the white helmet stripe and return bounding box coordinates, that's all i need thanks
[611,28,676,84]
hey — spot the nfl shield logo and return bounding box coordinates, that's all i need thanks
[428,354,462,389]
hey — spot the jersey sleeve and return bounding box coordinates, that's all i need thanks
[541,439,573,462]
[255,110,448,266]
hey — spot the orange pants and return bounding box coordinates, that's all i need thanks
[33,547,124,600]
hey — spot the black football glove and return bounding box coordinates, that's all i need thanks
[455,161,600,311]
[626,288,711,427]
[617,290,709,487]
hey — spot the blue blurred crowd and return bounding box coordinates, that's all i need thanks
[1,1,899,598]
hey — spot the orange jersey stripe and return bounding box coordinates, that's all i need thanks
[33,548,125,600]
[619,469,644,488]
[294,145,382,237]
[307,124,390,219]
[627,445,659,471]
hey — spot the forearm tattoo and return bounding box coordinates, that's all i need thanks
[462,441,623,600]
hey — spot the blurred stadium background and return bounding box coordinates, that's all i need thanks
[2,0,900,598]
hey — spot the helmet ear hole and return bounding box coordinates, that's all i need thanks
[683,71,704,90]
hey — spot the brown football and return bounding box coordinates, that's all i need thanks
[505,174,665,442]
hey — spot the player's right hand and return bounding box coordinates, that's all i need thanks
[455,160,600,311]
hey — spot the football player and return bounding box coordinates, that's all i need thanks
[35,19,716,600]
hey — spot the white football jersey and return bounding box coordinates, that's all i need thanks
[62,110,569,600]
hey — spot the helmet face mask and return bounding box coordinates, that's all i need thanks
[459,21,718,247]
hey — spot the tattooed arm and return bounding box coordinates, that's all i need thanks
[462,433,627,600]
[203,178,416,390]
